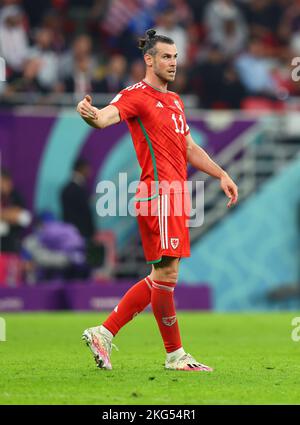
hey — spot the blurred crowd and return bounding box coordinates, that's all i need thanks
[0,159,112,285]
[1,0,300,108]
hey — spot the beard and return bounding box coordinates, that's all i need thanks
[153,65,176,83]
[154,67,176,83]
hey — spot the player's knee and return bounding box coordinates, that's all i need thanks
[160,267,178,283]
[152,257,179,283]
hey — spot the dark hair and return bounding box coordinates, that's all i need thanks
[73,158,90,172]
[0,168,11,180]
[138,29,174,55]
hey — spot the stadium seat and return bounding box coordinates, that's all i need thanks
[242,97,284,112]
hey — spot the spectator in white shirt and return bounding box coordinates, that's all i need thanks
[26,27,59,92]
[204,0,247,58]
[0,5,29,76]
[154,8,188,66]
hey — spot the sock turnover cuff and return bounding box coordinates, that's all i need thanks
[145,276,153,290]
[151,280,176,292]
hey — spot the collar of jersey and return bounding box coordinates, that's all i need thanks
[142,79,169,94]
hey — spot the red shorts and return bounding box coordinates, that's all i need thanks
[135,192,191,264]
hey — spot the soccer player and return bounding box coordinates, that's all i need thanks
[77,29,238,372]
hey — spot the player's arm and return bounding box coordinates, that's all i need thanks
[186,132,238,208]
[76,95,121,129]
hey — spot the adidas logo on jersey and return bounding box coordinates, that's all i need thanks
[156,101,164,108]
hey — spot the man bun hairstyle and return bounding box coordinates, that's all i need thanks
[146,29,156,39]
[138,28,174,55]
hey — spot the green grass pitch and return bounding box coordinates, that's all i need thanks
[0,312,299,405]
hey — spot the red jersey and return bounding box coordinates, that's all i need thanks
[110,80,190,200]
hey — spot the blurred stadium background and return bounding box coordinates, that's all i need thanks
[1,0,300,313]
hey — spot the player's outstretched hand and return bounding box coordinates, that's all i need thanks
[220,173,238,208]
[77,95,98,121]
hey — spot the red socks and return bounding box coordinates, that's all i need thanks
[102,277,152,336]
[151,280,182,353]
[102,277,182,355]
